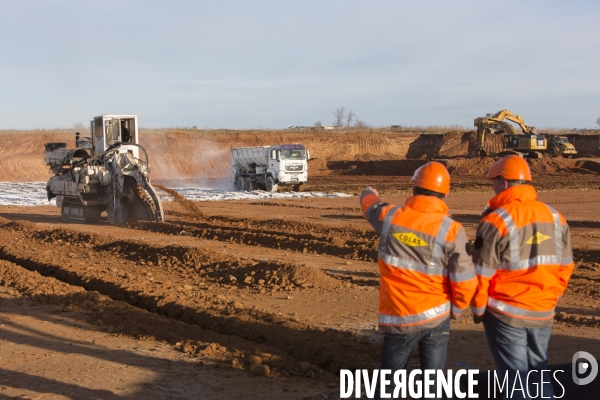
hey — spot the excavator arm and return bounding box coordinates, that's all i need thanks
[489,110,537,134]
[473,109,538,156]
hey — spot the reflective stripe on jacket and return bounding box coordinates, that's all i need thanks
[361,189,477,334]
[471,185,574,328]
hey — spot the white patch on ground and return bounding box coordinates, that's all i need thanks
[0,182,351,206]
[0,182,57,206]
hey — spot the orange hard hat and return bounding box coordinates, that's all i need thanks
[486,155,532,181]
[412,162,451,195]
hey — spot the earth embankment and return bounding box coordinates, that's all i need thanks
[1,129,599,182]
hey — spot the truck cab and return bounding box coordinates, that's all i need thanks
[268,144,308,186]
[90,114,140,160]
[231,143,309,192]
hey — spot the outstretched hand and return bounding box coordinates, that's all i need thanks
[364,186,379,196]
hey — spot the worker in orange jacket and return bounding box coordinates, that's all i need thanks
[472,155,574,399]
[361,162,477,398]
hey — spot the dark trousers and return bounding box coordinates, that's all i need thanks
[483,313,554,399]
[377,317,450,399]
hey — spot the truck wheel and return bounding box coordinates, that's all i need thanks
[245,177,254,191]
[236,176,246,191]
[265,176,278,193]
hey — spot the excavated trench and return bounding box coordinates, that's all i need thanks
[0,218,382,374]
[131,213,600,265]
[0,257,319,380]
[132,217,380,262]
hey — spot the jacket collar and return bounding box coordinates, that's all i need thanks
[488,184,537,210]
[405,195,449,215]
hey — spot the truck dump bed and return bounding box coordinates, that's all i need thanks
[231,146,270,167]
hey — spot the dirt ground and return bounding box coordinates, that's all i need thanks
[1,127,600,399]
[1,175,600,399]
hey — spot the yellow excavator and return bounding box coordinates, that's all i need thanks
[473,110,577,158]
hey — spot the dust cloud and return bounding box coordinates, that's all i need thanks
[147,133,231,182]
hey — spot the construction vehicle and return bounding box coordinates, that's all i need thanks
[474,110,577,158]
[45,114,164,225]
[231,144,309,192]
[501,133,547,158]
[548,136,577,158]
[474,109,546,158]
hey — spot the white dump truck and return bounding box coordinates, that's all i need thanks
[231,144,309,192]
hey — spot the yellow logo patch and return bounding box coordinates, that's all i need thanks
[392,232,428,247]
[526,232,552,245]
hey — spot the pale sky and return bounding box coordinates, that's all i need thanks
[1,0,599,129]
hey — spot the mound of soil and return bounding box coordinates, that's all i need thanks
[443,157,497,177]
[5,218,346,293]
[325,157,600,184]
[2,128,599,182]
[326,159,428,176]
[436,131,480,158]
[0,259,86,298]
[528,157,574,174]
[248,263,344,291]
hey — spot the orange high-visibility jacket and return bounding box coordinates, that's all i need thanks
[471,185,574,328]
[361,189,477,334]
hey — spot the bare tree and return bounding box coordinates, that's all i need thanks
[354,117,369,128]
[314,121,323,129]
[333,107,346,127]
[346,111,355,127]
[596,117,600,127]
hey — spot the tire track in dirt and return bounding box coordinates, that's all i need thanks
[0,219,381,373]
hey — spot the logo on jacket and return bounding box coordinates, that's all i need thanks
[392,232,428,247]
[526,232,552,245]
